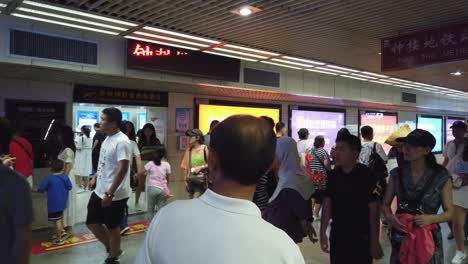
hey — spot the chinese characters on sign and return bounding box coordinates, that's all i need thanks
[133,44,189,57]
[382,22,468,71]
[73,85,168,107]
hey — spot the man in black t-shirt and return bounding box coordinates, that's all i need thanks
[320,134,384,264]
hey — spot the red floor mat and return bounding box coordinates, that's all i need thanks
[31,221,148,255]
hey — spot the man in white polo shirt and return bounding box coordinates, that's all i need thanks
[135,115,305,264]
[87,107,131,264]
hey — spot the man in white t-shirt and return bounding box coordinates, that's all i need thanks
[358,125,388,166]
[135,115,305,264]
[87,108,131,264]
[297,128,313,157]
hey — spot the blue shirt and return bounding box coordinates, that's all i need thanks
[37,174,72,213]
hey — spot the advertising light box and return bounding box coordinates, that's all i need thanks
[198,104,280,135]
[360,111,398,154]
[290,108,345,153]
[417,115,443,153]
[446,117,465,144]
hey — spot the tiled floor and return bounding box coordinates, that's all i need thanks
[31,213,466,264]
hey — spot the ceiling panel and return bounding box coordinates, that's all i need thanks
[20,0,468,90]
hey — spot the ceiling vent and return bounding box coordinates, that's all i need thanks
[402,92,417,103]
[244,67,280,88]
[10,29,98,65]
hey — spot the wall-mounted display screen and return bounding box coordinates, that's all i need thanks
[77,111,98,132]
[197,103,280,135]
[417,115,443,153]
[122,112,130,121]
[360,111,398,154]
[290,107,345,153]
[127,39,240,82]
[445,117,465,144]
[138,113,147,130]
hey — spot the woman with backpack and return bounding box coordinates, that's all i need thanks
[305,135,331,219]
[382,129,454,264]
[181,129,209,199]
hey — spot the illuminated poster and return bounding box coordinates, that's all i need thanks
[122,112,130,121]
[417,115,443,152]
[198,104,280,135]
[445,117,465,144]
[175,108,190,133]
[147,107,167,145]
[77,111,98,131]
[360,112,397,154]
[290,109,345,153]
[137,113,147,130]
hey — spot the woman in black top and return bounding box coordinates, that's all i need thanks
[382,129,453,264]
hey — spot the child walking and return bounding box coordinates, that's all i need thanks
[144,147,171,223]
[37,160,73,245]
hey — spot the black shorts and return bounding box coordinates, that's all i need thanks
[188,181,206,195]
[86,192,128,229]
[48,211,63,221]
[312,189,325,204]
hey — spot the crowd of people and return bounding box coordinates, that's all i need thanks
[1,111,468,264]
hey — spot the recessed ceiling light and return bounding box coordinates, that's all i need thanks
[231,5,262,16]
[378,52,382,55]
[239,6,252,16]
[450,71,463,76]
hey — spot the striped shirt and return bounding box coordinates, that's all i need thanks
[305,148,329,190]
[253,173,271,211]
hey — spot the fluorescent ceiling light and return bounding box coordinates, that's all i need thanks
[370,80,393,85]
[17,7,127,31]
[411,82,433,87]
[124,36,199,50]
[224,44,279,56]
[282,56,324,65]
[326,65,360,73]
[315,66,348,74]
[378,79,401,84]
[0,3,6,7]
[134,31,209,47]
[351,73,377,79]
[261,61,302,70]
[360,71,388,78]
[340,75,368,81]
[203,51,257,62]
[144,26,219,44]
[304,68,337,75]
[271,58,315,68]
[399,83,426,89]
[12,13,119,35]
[394,84,422,90]
[213,48,268,59]
[23,0,137,27]
[389,77,412,83]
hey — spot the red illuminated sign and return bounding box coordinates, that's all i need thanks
[132,44,189,57]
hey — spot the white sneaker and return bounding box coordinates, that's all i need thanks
[135,203,143,212]
[452,251,467,264]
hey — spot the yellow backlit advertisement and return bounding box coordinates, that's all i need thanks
[198,104,280,135]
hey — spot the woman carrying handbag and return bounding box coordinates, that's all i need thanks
[181,129,209,199]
